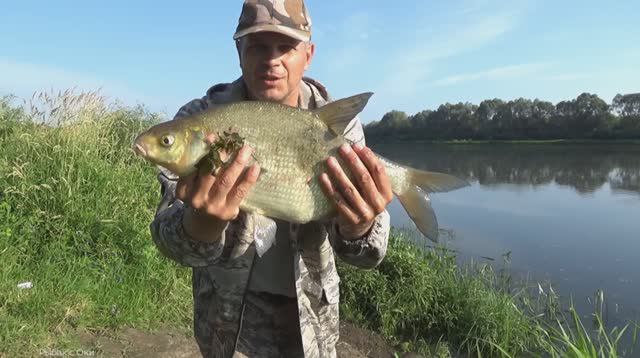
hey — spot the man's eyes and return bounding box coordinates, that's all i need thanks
[248,44,267,52]
[279,45,296,52]
[247,44,297,53]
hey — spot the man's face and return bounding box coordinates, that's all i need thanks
[237,32,314,106]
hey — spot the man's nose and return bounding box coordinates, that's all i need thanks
[261,47,284,64]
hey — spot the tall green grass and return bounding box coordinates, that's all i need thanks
[0,91,637,357]
[338,230,639,357]
[0,91,192,355]
[338,232,542,356]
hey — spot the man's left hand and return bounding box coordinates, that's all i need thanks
[319,143,393,239]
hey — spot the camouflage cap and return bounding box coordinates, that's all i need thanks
[233,0,312,42]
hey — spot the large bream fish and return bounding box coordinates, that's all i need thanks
[133,93,468,244]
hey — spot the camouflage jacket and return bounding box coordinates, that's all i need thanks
[149,77,390,358]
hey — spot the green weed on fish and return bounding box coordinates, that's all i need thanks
[195,128,246,175]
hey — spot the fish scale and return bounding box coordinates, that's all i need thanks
[189,101,341,223]
[134,92,469,242]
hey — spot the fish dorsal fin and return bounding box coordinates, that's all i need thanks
[313,92,373,136]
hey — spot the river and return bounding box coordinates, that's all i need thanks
[370,141,640,347]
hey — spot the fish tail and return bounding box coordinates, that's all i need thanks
[379,155,469,243]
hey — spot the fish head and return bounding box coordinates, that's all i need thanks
[133,121,209,177]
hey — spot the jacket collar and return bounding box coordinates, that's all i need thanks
[208,77,328,110]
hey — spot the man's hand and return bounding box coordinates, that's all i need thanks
[319,143,393,240]
[175,134,260,242]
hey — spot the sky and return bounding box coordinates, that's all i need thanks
[1,0,639,123]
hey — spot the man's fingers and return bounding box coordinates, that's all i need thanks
[325,157,373,224]
[339,144,384,212]
[209,145,254,202]
[354,144,393,204]
[205,132,217,145]
[176,174,196,201]
[191,170,216,208]
[319,173,360,225]
[226,164,260,208]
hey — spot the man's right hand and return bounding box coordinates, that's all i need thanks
[175,134,261,242]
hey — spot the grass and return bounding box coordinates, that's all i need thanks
[0,91,192,356]
[338,231,542,356]
[338,230,639,357]
[1,90,638,357]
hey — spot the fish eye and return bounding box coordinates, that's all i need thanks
[160,134,174,147]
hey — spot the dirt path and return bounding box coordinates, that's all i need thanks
[72,322,402,357]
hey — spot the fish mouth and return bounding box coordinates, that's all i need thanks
[133,143,147,157]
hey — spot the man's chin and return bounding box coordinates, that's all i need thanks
[252,88,286,103]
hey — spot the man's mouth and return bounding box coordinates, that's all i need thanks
[259,74,284,84]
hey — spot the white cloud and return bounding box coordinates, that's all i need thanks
[407,13,517,64]
[433,62,550,86]
[379,11,520,94]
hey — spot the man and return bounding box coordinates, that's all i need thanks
[150,1,392,357]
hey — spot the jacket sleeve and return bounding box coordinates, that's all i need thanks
[329,117,391,269]
[148,97,229,267]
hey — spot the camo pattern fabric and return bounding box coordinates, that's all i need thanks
[149,77,390,358]
[234,0,312,41]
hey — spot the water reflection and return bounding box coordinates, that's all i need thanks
[371,142,640,196]
[371,142,640,351]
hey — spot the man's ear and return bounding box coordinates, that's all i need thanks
[304,42,315,71]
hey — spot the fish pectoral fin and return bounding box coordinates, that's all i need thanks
[313,92,373,136]
[397,186,439,243]
[156,165,179,179]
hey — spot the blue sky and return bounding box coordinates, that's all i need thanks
[1,0,638,123]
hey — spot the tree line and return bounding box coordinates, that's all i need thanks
[364,92,640,140]
[369,141,640,195]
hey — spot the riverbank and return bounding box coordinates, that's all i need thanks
[1,92,637,357]
[19,321,395,358]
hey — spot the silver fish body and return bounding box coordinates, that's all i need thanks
[134,93,468,242]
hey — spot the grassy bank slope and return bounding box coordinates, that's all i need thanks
[0,93,194,355]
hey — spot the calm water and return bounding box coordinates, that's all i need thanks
[371,142,640,338]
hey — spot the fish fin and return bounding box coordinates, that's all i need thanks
[397,187,440,242]
[313,92,373,136]
[380,155,469,243]
[156,165,178,179]
[380,154,470,193]
[406,167,470,193]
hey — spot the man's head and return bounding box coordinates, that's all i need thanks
[233,0,315,106]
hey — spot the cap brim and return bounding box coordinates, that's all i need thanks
[233,24,310,42]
